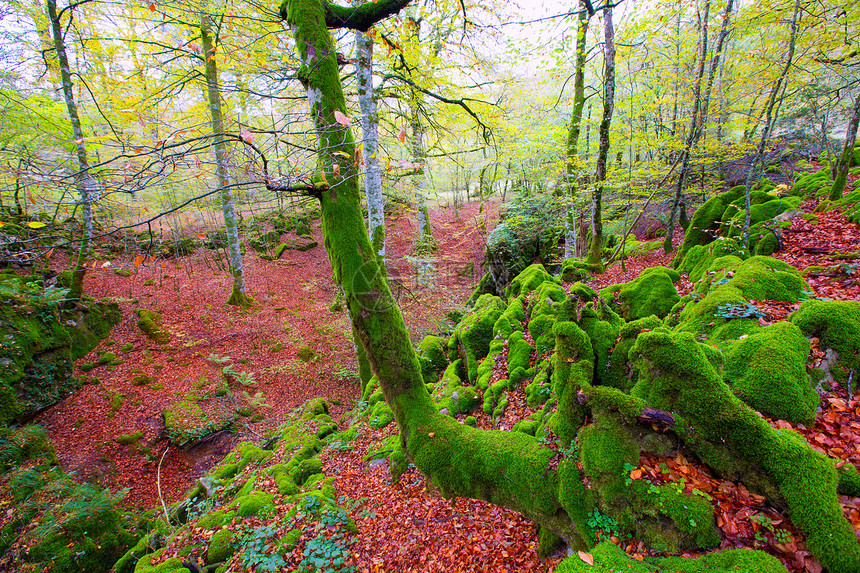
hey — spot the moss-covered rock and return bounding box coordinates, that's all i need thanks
[673,186,746,267]
[448,293,506,383]
[0,276,119,422]
[417,335,448,384]
[135,309,170,344]
[631,328,860,572]
[485,196,565,290]
[599,267,680,321]
[723,322,818,424]
[676,256,807,344]
[0,426,137,573]
[792,299,860,382]
[555,541,789,572]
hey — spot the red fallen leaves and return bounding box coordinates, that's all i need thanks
[321,433,554,573]
[773,198,860,301]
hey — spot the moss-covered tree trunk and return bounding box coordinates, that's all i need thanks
[564,5,590,260]
[829,92,860,201]
[47,0,93,301]
[664,0,710,254]
[586,8,616,272]
[200,15,253,309]
[284,0,581,546]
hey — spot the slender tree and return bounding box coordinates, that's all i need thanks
[47,0,95,301]
[742,0,801,247]
[355,28,385,260]
[200,14,253,308]
[586,7,616,271]
[564,3,591,260]
[664,0,710,253]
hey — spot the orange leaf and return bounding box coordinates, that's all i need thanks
[332,163,341,178]
[578,551,594,565]
[134,255,144,268]
[197,233,206,240]
[240,128,254,144]
[428,432,435,438]
[398,128,407,143]
[161,261,167,268]
[45,248,53,259]
[148,2,155,10]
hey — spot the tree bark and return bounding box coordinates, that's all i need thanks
[284,0,582,547]
[829,91,860,201]
[200,15,252,308]
[664,0,710,253]
[355,28,386,260]
[47,0,94,301]
[586,8,616,272]
[564,4,591,260]
[742,0,800,247]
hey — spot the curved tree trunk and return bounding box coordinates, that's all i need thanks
[200,15,252,308]
[47,0,93,301]
[284,0,583,547]
[586,8,616,272]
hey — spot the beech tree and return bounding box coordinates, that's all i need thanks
[279,3,860,571]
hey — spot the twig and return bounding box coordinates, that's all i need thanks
[157,446,171,526]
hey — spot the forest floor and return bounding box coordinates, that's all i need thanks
[35,177,860,573]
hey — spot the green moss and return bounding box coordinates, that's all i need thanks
[493,295,526,339]
[560,259,602,282]
[630,328,860,572]
[116,432,144,446]
[792,299,860,380]
[677,256,807,344]
[551,321,593,444]
[448,293,506,383]
[292,458,323,485]
[135,309,170,344]
[235,492,275,517]
[599,267,680,321]
[555,542,789,572]
[723,322,818,424]
[507,330,534,375]
[417,335,448,383]
[302,397,329,418]
[673,186,746,266]
[206,528,236,563]
[134,550,188,572]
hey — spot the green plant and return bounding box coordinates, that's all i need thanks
[715,301,766,320]
[586,508,623,543]
[236,523,287,572]
[297,497,355,572]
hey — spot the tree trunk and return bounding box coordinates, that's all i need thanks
[355,28,386,259]
[47,0,94,301]
[564,5,591,261]
[664,0,710,254]
[586,8,616,272]
[829,91,860,201]
[742,0,800,247]
[200,15,252,308]
[285,0,582,547]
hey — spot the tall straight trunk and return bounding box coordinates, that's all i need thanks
[829,92,860,201]
[586,8,616,272]
[665,0,711,253]
[742,0,800,247]
[200,15,252,308]
[698,0,734,143]
[47,0,93,301]
[564,5,591,260]
[355,29,385,259]
[410,98,433,246]
[670,9,681,139]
